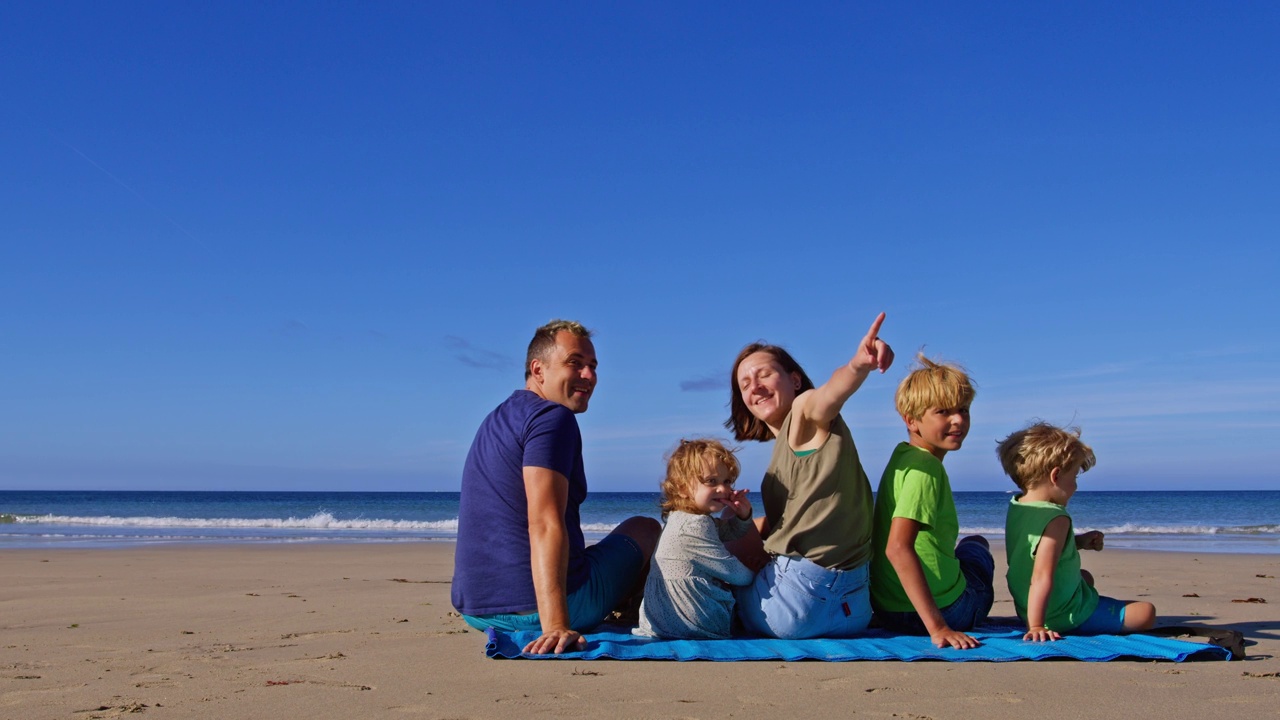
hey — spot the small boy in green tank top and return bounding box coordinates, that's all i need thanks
[998,422,1156,640]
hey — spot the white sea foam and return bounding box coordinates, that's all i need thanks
[580,522,621,534]
[952,524,1280,537]
[11,512,458,532]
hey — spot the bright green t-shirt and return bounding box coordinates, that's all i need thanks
[870,442,964,613]
[1004,497,1099,631]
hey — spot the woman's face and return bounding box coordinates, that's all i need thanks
[736,351,800,430]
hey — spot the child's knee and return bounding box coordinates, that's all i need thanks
[1124,601,1157,631]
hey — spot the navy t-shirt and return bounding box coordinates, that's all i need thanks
[451,390,590,616]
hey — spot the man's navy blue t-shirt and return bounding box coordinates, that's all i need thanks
[451,390,589,616]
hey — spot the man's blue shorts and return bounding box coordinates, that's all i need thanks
[460,533,646,633]
[1072,595,1128,635]
[874,537,996,634]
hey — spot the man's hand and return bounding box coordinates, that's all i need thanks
[1076,530,1104,551]
[1023,626,1062,642]
[849,312,894,375]
[930,626,981,650]
[522,628,585,655]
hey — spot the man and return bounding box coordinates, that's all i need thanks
[451,320,661,655]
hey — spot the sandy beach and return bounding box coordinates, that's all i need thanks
[2,543,1277,720]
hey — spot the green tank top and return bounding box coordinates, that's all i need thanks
[1004,497,1099,631]
[759,411,874,571]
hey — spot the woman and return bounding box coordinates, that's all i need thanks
[726,313,893,638]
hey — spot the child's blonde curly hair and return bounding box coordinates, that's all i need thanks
[660,438,740,520]
[997,422,1097,490]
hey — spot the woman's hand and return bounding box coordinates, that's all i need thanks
[849,312,894,375]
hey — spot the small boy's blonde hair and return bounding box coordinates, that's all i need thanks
[895,354,976,420]
[997,422,1097,490]
[660,438,740,519]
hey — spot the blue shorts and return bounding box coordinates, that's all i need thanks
[460,533,645,633]
[875,537,995,634]
[1072,595,1128,635]
[734,555,872,639]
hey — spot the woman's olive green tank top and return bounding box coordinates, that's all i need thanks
[760,411,874,570]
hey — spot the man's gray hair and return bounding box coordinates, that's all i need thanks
[525,320,593,379]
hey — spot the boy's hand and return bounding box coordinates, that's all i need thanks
[930,626,980,650]
[1023,626,1062,642]
[849,312,894,374]
[1076,530,1104,551]
[721,489,753,521]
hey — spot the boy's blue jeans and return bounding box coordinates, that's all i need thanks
[874,537,995,634]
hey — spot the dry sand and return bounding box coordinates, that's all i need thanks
[2,543,1277,720]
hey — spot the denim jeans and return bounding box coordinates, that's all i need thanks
[875,537,995,634]
[460,533,645,633]
[735,555,872,639]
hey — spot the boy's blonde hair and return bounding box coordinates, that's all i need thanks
[996,422,1097,490]
[660,438,740,519]
[895,354,976,420]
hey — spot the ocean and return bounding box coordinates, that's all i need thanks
[2,490,1278,553]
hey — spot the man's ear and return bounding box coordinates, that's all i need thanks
[528,357,544,384]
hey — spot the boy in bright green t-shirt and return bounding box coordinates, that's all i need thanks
[998,422,1156,640]
[871,356,994,650]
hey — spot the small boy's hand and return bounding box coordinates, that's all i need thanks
[849,312,895,374]
[721,489,753,520]
[1076,530,1104,551]
[1023,627,1062,642]
[930,626,980,650]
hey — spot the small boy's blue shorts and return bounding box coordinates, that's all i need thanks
[875,536,996,634]
[460,533,645,633]
[1071,595,1128,635]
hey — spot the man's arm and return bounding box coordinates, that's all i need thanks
[885,516,979,650]
[522,466,583,655]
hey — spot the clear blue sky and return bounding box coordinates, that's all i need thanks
[3,2,1277,492]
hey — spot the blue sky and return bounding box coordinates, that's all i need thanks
[2,2,1277,492]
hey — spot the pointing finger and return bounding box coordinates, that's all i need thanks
[864,312,886,345]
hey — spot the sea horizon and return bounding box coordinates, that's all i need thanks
[3,489,1278,554]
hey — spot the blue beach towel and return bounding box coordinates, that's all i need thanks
[483,623,1230,662]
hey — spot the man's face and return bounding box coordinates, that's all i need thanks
[529,331,598,413]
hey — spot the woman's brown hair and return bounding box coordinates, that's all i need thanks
[723,343,815,442]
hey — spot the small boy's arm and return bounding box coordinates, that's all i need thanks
[1075,530,1104,551]
[1025,516,1071,642]
[885,517,979,650]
